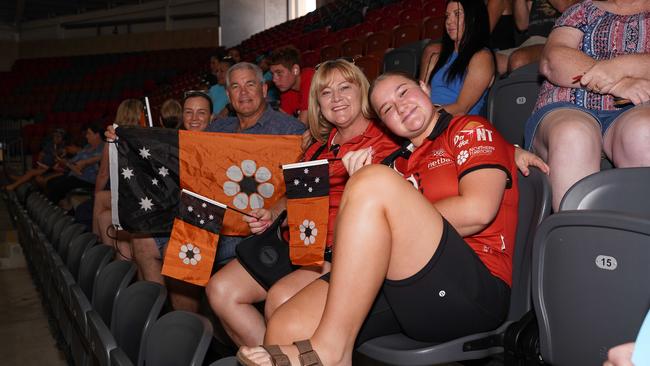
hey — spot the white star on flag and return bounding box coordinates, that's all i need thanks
[121,167,134,180]
[308,187,313,192]
[315,177,320,183]
[139,197,154,211]
[187,206,193,212]
[200,219,205,225]
[151,178,158,186]
[202,203,207,208]
[304,168,309,174]
[139,147,151,159]
[294,179,299,186]
[209,214,214,220]
[158,166,169,177]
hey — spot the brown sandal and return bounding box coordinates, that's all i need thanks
[294,340,324,366]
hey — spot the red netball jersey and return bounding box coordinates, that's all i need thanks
[395,112,519,286]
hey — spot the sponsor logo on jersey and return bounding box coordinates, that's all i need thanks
[469,145,496,156]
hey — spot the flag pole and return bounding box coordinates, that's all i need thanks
[226,205,258,219]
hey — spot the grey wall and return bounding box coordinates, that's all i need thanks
[220,0,287,47]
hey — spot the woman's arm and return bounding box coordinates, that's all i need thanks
[513,0,532,31]
[487,0,509,33]
[95,145,110,192]
[433,168,508,237]
[580,54,650,93]
[419,43,441,83]
[539,26,595,87]
[442,49,495,116]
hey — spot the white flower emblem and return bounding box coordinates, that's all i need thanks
[223,160,274,210]
[299,220,318,245]
[178,243,202,265]
[457,150,469,165]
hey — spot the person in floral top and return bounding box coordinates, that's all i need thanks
[524,0,650,210]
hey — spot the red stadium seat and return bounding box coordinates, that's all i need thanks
[392,24,421,48]
[364,31,392,57]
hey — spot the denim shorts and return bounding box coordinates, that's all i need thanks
[524,102,634,149]
[153,236,168,258]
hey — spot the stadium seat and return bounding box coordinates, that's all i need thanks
[355,55,382,82]
[356,168,552,365]
[77,244,114,298]
[532,210,650,365]
[365,31,392,57]
[142,311,213,366]
[320,44,341,62]
[559,167,650,215]
[112,281,167,365]
[57,223,87,260]
[392,24,421,48]
[49,214,75,248]
[341,38,365,58]
[422,16,445,40]
[486,64,543,146]
[110,348,135,366]
[422,0,445,18]
[383,48,419,78]
[91,260,137,326]
[66,232,99,278]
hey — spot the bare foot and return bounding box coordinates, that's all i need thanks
[237,340,326,366]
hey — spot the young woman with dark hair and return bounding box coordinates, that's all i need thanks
[420,0,495,116]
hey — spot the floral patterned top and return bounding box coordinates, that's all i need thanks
[534,0,650,112]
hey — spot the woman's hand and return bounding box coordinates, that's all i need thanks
[68,162,83,176]
[105,125,117,142]
[580,59,625,94]
[514,146,549,176]
[243,208,274,235]
[609,77,650,105]
[342,147,373,176]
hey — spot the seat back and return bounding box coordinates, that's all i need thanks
[341,38,364,58]
[559,167,650,216]
[57,223,87,260]
[383,48,418,78]
[142,311,212,366]
[355,55,382,83]
[421,16,445,40]
[92,260,137,325]
[365,31,392,57]
[66,232,98,278]
[111,281,167,365]
[50,214,75,248]
[533,210,650,366]
[508,168,552,320]
[320,44,340,62]
[487,67,543,146]
[77,244,114,297]
[110,347,135,366]
[392,24,420,48]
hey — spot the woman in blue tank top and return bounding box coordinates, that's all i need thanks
[420,0,495,116]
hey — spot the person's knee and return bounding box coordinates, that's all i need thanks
[264,282,294,321]
[264,306,304,344]
[612,113,650,165]
[508,49,535,72]
[345,165,400,195]
[545,116,601,152]
[205,270,244,312]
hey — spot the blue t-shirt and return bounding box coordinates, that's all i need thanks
[430,52,488,116]
[206,105,306,262]
[208,84,228,115]
[69,142,104,183]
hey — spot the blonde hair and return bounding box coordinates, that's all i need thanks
[114,98,144,126]
[307,60,374,144]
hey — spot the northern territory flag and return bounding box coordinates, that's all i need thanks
[161,189,226,286]
[282,159,330,266]
[109,126,303,235]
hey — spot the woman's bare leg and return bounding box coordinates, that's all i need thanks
[239,165,445,366]
[533,108,603,210]
[604,104,650,167]
[264,263,331,321]
[131,237,164,284]
[92,190,112,236]
[206,259,268,346]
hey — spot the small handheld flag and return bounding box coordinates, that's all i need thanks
[282,159,330,266]
[161,189,226,286]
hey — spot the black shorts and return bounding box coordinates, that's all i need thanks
[321,219,510,345]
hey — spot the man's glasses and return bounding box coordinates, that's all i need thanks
[315,56,358,70]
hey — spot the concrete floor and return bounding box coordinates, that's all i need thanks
[0,198,68,365]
